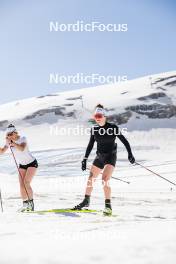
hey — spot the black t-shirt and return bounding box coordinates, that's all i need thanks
[85,122,132,158]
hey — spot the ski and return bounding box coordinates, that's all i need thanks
[25,208,118,217]
[26,208,99,214]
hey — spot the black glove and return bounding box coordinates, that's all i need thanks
[81,158,87,171]
[128,153,135,164]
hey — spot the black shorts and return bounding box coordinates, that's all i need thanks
[93,151,117,169]
[19,159,38,170]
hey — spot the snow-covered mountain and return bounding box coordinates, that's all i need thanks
[0,72,176,264]
[0,71,176,131]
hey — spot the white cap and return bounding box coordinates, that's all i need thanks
[6,124,17,134]
[94,107,106,116]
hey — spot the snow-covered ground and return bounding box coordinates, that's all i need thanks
[0,128,176,264]
[0,71,176,263]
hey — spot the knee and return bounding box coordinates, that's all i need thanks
[102,174,109,182]
[88,171,95,181]
[102,176,110,187]
[19,179,24,188]
[23,179,30,186]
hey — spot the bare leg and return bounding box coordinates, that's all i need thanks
[85,165,102,196]
[102,164,115,200]
[19,167,37,201]
[19,168,27,201]
[23,167,37,200]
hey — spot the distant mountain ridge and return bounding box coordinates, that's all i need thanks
[0,71,176,130]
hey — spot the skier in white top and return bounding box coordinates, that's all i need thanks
[0,124,38,212]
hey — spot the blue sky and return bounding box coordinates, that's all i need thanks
[0,0,176,104]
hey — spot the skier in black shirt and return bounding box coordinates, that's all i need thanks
[73,104,135,215]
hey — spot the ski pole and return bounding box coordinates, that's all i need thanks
[135,162,176,186]
[0,188,3,212]
[10,146,30,201]
[87,167,130,184]
[111,176,130,184]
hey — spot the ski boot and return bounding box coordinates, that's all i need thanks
[19,199,34,212]
[103,199,112,216]
[72,195,90,210]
